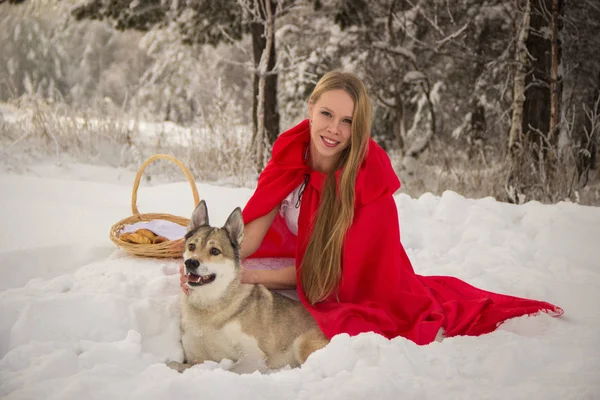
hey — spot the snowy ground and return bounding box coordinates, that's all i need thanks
[1,162,599,400]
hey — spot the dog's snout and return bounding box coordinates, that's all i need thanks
[184,259,200,270]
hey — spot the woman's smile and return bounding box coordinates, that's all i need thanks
[321,136,340,147]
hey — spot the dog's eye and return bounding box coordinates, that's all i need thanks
[210,247,221,256]
[188,243,196,251]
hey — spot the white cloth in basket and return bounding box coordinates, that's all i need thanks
[121,220,186,241]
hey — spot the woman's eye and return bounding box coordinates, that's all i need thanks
[210,248,221,256]
[188,243,196,251]
[321,111,332,118]
[343,119,353,125]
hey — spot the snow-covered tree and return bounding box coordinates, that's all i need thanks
[561,0,600,186]
[71,0,285,166]
[0,6,68,102]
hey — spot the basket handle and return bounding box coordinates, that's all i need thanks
[131,154,200,215]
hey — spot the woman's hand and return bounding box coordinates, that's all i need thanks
[240,266,296,290]
[179,264,189,295]
[241,267,259,284]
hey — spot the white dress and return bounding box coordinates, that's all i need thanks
[279,183,303,236]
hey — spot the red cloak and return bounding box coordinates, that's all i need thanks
[242,119,563,345]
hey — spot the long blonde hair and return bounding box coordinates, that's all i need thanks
[300,71,372,304]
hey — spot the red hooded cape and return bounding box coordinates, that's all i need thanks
[242,119,563,345]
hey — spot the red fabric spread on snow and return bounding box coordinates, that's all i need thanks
[242,119,563,345]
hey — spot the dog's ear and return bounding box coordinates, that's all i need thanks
[224,207,244,246]
[188,200,209,231]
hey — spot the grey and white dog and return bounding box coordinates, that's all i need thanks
[168,200,329,374]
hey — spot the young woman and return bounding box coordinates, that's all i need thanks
[182,70,563,345]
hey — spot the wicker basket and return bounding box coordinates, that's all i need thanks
[109,154,200,258]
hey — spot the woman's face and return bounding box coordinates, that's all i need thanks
[308,89,355,172]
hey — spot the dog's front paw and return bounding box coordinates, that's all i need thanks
[167,361,192,373]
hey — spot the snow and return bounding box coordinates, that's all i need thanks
[1,163,599,400]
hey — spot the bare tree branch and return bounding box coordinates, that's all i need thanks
[435,22,469,49]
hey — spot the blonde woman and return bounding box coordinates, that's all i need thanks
[182,71,562,345]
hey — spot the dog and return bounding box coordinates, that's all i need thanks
[168,200,329,374]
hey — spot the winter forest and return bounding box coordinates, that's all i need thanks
[2,2,600,398]
[1,0,599,205]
